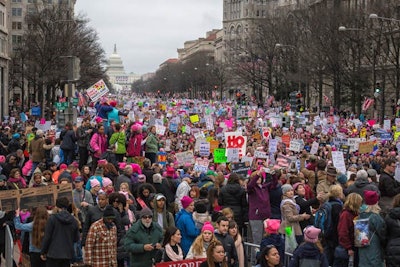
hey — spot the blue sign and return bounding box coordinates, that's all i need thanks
[31,107,41,116]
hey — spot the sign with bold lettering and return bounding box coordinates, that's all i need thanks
[155,258,206,267]
[214,148,227,163]
[227,148,240,163]
[231,162,251,177]
[86,79,109,102]
[224,132,247,158]
[332,151,346,174]
[199,142,210,157]
[310,141,319,155]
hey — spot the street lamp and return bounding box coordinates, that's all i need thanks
[369,14,400,22]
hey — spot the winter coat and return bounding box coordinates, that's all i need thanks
[108,108,120,124]
[269,184,282,219]
[345,178,380,199]
[324,197,343,246]
[379,171,400,197]
[123,221,163,267]
[316,177,335,202]
[218,182,248,228]
[289,242,329,267]
[247,174,271,220]
[90,132,108,159]
[152,196,175,232]
[60,129,76,151]
[95,103,113,119]
[41,210,80,260]
[127,133,143,157]
[76,125,92,148]
[109,131,126,155]
[145,133,158,154]
[29,137,45,162]
[358,211,386,267]
[175,180,191,210]
[278,197,303,236]
[294,195,319,230]
[175,209,200,256]
[385,206,400,267]
[214,231,238,267]
[337,208,357,251]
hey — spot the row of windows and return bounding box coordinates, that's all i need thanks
[12,8,22,17]
[12,0,54,3]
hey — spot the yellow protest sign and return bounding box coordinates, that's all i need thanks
[190,114,199,123]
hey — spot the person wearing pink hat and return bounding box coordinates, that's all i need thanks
[186,221,217,259]
[127,123,143,159]
[175,196,200,256]
[89,124,108,171]
[102,177,114,195]
[260,219,285,263]
[289,226,328,267]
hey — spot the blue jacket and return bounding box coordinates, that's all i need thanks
[175,209,200,256]
[289,242,329,267]
[13,217,40,253]
[107,108,120,125]
[95,103,113,119]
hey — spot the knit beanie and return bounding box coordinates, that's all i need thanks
[202,221,214,233]
[263,219,280,234]
[181,196,193,209]
[304,226,321,243]
[103,205,116,219]
[90,179,100,188]
[102,177,113,187]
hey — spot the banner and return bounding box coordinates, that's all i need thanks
[155,258,205,267]
[86,79,109,102]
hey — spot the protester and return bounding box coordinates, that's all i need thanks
[214,216,238,267]
[385,193,400,267]
[228,220,245,267]
[152,193,175,232]
[123,207,163,267]
[186,221,216,259]
[156,226,184,263]
[199,240,228,267]
[256,245,282,267]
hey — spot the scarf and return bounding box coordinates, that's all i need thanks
[165,243,183,262]
[8,177,26,188]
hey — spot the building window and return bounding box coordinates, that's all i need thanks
[28,0,37,3]
[12,8,22,17]
[0,11,4,27]
[12,35,22,45]
[12,22,22,30]
[11,0,22,2]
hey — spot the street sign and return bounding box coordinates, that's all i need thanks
[55,102,69,110]
[72,98,79,106]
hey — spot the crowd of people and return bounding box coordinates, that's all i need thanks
[1,95,400,267]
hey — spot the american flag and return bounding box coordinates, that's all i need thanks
[362,98,374,111]
[323,95,330,104]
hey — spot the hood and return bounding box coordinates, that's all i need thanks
[175,209,188,223]
[225,183,243,195]
[354,178,369,188]
[389,207,400,220]
[54,210,75,225]
[298,242,321,258]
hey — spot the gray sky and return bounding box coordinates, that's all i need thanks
[75,0,223,75]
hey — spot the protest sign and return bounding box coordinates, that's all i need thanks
[190,114,199,123]
[225,132,247,158]
[205,115,214,130]
[254,150,268,159]
[157,152,167,166]
[227,148,240,163]
[358,141,375,154]
[34,120,52,132]
[310,141,319,155]
[209,140,220,153]
[86,79,109,102]
[169,123,178,133]
[156,125,166,136]
[331,151,346,174]
[384,119,391,131]
[241,156,254,165]
[281,134,290,148]
[339,144,350,159]
[275,154,292,169]
[155,258,205,267]
[199,142,210,157]
[214,148,227,163]
[231,162,251,177]
[194,158,209,173]
[262,127,270,140]
[289,140,302,152]
[175,151,195,166]
[269,139,278,153]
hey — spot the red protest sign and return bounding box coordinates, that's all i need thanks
[155,258,205,267]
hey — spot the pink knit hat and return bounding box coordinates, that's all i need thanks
[263,219,280,234]
[201,221,214,233]
[304,226,321,243]
[181,196,193,209]
[102,177,113,187]
[90,179,100,188]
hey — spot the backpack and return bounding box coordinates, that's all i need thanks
[314,201,339,236]
[354,216,375,247]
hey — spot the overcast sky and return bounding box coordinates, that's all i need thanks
[75,0,223,75]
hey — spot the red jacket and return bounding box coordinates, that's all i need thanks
[337,208,357,250]
[127,133,143,157]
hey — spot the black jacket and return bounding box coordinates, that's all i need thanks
[379,171,400,197]
[214,231,238,267]
[218,183,248,228]
[385,206,400,267]
[324,197,343,246]
[289,242,329,267]
[294,195,319,230]
[345,177,380,199]
[60,129,77,151]
[41,210,79,259]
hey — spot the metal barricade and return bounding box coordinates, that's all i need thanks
[5,225,13,267]
[243,241,259,267]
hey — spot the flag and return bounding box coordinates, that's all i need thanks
[362,98,374,111]
[323,95,330,104]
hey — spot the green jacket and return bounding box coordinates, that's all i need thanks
[145,133,159,154]
[109,131,126,154]
[124,221,163,267]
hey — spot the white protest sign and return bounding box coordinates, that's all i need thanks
[205,115,214,131]
[225,132,247,158]
[175,151,195,166]
[289,140,302,152]
[86,79,109,102]
[195,138,207,152]
[348,138,366,152]
[331,151,346,174]
[155,125,166,136]
[310,141,319,155]
[241,156,254,165]
[384,120,391,131]
[254,150,268,159]
[199,142,210,157]
[226,148,240,163]
[34,121,52,132]
[395,162,400,182]
[269,139,278,153]
[194,131,205,140]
